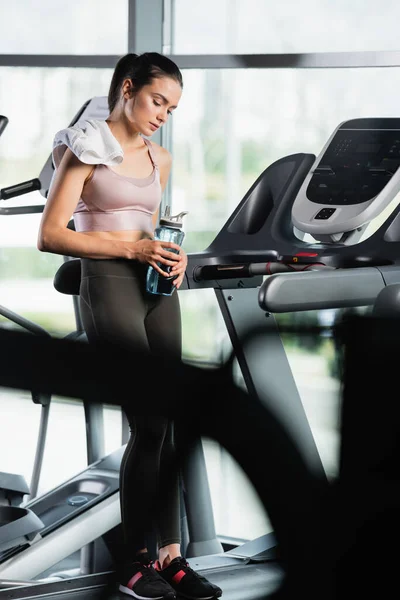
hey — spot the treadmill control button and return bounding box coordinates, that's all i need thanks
[314,208,336,220]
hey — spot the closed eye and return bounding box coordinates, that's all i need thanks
[153,99,173,116]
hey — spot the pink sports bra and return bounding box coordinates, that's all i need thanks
[73,137,161,234]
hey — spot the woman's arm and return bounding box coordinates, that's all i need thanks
[38,149,133,259]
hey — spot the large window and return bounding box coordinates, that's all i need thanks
[0,0,128,55]
[173,0,400,54]
[0,67,112,186]
[0,67,112,335]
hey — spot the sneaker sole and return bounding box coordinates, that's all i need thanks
[175,592,222,600]
[119,584,176,600]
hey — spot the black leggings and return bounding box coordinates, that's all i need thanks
[79,258,182,557]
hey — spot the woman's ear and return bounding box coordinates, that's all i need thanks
[122,78,134,99]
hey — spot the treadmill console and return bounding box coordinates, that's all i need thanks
[292,118,400,242]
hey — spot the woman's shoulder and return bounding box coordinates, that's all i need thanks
[146,139,172,169]
[52,119,124,170]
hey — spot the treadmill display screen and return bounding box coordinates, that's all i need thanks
[356,143,381,153]
[307,129,400,205]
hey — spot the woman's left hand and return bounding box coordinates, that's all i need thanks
[171,248,188,289]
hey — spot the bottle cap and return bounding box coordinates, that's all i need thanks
[159,205,189,228]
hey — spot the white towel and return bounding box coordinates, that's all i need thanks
[52,119,124,168]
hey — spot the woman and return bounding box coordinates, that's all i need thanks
[38,52,222,600]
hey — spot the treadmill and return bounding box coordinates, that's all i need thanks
[1,114,400,598]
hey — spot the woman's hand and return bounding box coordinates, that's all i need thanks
[171,247,188,289]
[132,238,186,286]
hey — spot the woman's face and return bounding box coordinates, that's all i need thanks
[124,76,182,136]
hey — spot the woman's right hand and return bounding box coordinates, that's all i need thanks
[129,238,183,276]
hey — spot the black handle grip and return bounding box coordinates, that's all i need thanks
[193,261,333,281]
[193,264,252,281]
[194,263,274,281]
[0,178,41,200]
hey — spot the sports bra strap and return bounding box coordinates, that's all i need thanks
[143,137,158,169]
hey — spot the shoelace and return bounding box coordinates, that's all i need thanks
[174,559,209,582]
[177,558,189,568]
[136,562,164,583]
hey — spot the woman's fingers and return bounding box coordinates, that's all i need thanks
[173,273,185,288]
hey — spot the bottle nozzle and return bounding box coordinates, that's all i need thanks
[171,211,189,223]
[160,206,189,228]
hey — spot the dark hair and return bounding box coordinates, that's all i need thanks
[108,52,183,113]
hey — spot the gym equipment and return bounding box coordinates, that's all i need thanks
[0,472,43,554]
[292,118,400,243]
[0,114,52,528]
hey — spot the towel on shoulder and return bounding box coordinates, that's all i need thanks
[52,119,124,169]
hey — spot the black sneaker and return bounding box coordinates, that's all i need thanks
[119,553,176,600]
[155,557,222,600]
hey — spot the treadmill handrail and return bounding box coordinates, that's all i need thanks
[257,265,400,313]
[0,206,44,216]
[0,179,42,201]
